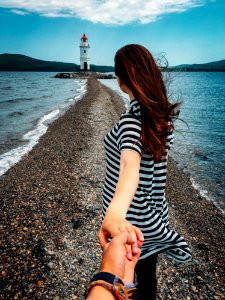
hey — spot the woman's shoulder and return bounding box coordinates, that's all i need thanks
[120,107,142,121]
[118,111,142,128]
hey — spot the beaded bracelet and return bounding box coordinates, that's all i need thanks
[86,279,136,300]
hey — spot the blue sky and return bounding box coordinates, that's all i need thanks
[0,0,224,66]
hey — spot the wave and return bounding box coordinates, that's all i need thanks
[1,86,12,90]
[0,81,87,177]
[190,176,224,214]
[0,97,34,104]
[190,176,211,201]
[0,109,60,177]
[9,111,24,117]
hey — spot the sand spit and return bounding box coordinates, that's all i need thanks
[0,77,224,299]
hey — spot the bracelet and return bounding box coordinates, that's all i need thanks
[124,283,137,299]
[85,272,137,300]
[87,280,129,300]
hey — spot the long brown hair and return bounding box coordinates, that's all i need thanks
[114,44,180,162]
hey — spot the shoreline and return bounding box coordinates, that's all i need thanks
[0,78,87,177]
[0,77,224,299]
[169,158,225,216]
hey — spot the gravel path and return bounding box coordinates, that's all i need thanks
[0,77,224,299]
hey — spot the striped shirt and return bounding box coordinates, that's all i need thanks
[102,99,191,262]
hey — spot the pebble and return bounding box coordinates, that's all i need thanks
[0,78,224,299]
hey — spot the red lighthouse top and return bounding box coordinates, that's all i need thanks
[81,33,88,42]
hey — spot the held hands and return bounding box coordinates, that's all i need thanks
[99,215,144,261]
[100,231,141,284]
[86,232,141,300]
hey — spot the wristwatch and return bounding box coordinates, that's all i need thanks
[90,272,124,285]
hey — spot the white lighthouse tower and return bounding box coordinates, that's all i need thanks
[79,33,90,71]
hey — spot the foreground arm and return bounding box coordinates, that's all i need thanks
[86,232,140,300]
[87,286,115,300]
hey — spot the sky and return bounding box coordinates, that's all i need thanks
[0,0,224,66]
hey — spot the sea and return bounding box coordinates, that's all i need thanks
[0,72,224,214]
[0,72,87,176]
[99,72,225,214]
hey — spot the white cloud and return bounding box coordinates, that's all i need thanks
[10,9,28,16]
[0,0,204,25]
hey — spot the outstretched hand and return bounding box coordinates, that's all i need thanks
[100,231,141,284]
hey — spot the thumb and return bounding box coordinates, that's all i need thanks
[103,242,110,253]
[98,228,109,250]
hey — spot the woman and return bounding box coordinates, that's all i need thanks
[99,44,192,300]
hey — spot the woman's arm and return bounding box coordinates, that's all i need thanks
[99,150,144,258]
[106,149,141,217]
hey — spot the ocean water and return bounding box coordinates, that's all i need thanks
[99,72,225,214]
[0,72,87,176]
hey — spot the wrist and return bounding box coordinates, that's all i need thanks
[105,203,127,219]
[86,272,137,300]
[100,261,124,279]
[91,272,124,285]
[86,285,115,300]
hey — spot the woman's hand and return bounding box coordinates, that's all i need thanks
[99,216,144,260]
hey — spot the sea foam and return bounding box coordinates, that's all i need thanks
[0,80,87,176]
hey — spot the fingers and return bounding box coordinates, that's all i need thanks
[111,231,136,261]
[132,225,144,243]
[115,223,144,258]
[132,247,141,263]
[99,219,144,259]
[128,232,139,255]
[125,225,140,255]
[113,231,134,246]
[125,244,133,261]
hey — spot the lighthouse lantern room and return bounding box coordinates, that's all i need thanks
[79,33,90,71]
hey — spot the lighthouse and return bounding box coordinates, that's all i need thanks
[79,33,90,71]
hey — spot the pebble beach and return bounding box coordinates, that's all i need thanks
[0,77,224,299]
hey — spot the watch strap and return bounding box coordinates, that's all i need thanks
[91,272,124,285]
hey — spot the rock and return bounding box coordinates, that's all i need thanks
[191,285,197,292]
[54,72,116,79]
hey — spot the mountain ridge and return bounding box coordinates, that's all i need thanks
[0,53,224,72]
[170,59,225,71]
[0,53,114,72]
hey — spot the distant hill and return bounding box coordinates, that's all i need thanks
[170,59,225,72]
[2,53,223,73]
[0,54,114,72]
[0,54,79,71]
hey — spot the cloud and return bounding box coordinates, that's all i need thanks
[0,0,204,25]
[10,9,28,16]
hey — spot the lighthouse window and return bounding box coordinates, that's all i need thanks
[84,50,86,53]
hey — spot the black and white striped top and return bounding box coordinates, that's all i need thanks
[102,99,191,262]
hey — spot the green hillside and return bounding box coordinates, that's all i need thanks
[2,53,223,72]
[0,54,114,72]
[170,59,225,71]
[0,54,79,71]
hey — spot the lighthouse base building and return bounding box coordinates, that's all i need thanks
[79,34,90,71]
